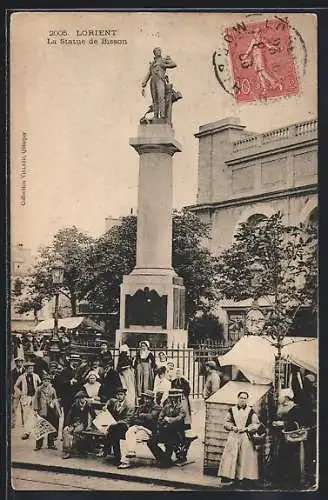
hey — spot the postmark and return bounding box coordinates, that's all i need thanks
[213,15,307,103]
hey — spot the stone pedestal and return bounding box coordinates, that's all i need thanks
[115,123,188,348]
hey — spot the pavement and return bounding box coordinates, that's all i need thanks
[11,399,221,491]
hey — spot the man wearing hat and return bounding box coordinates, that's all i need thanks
[203,361,221,400]
[118,389,162,469]
[102,387,134,465]
[14,361,41,439]
[57,354,84,426]
[11,357,25,428]
[149,389,186,467]
[33,373,61,450]
[62,390,97,459]
[23,332,36,359]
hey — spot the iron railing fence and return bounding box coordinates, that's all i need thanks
[68,340,234,398]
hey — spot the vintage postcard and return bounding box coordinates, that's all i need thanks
[10,11,318,492]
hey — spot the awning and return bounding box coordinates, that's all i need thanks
[218,335,318,384]
[34,316,104,333]
[218,335,277,385]
[281,338,318,374]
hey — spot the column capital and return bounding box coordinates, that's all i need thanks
[129,141,181,156]
[129,123,182,156]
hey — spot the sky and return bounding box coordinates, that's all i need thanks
[10,11,317,254]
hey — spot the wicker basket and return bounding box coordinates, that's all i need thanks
[282,422,309,443]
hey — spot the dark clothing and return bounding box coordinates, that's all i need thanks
[63,401,96,456]
[153,400,186,463]
[100,352,113,368]
[116,352,132,372]
[51,373,63,400]
[274,404,304,488]
[66,401,96,429]
[171,377,192,428]
[131,400,161,433]
[104,397,134,461]
[106,398,134,424]
[26,374,36,397]
[99,369,122,402]
[56,366,81,425]
[130,400,165,464]
[75,362,91,385]
[32,356,49,378]
[134,352,156,397]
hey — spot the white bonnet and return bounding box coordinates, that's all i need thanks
[279,388,294,401]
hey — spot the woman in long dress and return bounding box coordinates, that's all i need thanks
[134,341,156,397]
[272,388,305,489]
[218,391,260,486]
[116,344,136,408]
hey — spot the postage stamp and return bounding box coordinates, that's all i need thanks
[223,17,300,103]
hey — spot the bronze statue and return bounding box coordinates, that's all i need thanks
[141,47,182,124]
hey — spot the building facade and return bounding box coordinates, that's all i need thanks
[188,117,318,342]
[11,243,64,332]
[188,117,317,255]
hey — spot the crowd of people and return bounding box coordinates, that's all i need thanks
[11,338,201,469]
[11,332,317,488]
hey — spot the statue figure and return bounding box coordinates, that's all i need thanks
[141,47,182,124]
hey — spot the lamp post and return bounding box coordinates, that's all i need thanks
[49,259,65,360]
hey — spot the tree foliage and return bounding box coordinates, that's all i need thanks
[84,210,217,323]
[16,211,218,325]
[214,211,318,339]
[15,227,94,317]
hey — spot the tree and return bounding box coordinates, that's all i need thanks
[81,216,137,315]
[83,210,218,325]
[214,211,318,341]
[172,209,218,321]
[15,226,94,317]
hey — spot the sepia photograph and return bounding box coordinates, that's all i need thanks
[9,10,318,492]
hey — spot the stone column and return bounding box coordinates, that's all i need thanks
[130,124,181,274]
[115,123,188,348]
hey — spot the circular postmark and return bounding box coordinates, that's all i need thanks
[213,14,308,103]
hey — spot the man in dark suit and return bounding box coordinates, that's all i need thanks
[99,358,122,403]
[56,354,84,426]
[11,357,25,428]
[103,387,134,465]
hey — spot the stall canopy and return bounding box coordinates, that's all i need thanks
[218,335,318,384]
[282,338,318,374]
[218,335,277,385]
[33,316,105,333]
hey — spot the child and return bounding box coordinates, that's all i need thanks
[33,373,61,451]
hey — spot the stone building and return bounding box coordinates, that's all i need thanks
[187,117,318,342]
[188,117,317,255]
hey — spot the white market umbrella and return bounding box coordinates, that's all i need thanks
[218,335,277,385]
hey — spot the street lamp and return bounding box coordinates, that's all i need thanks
[245,257,266,335]
[49,258,65,359]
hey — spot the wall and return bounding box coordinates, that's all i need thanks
[189,117,318,254]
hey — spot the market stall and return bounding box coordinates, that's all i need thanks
[203,335,318,476]
[203,380,272,476]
